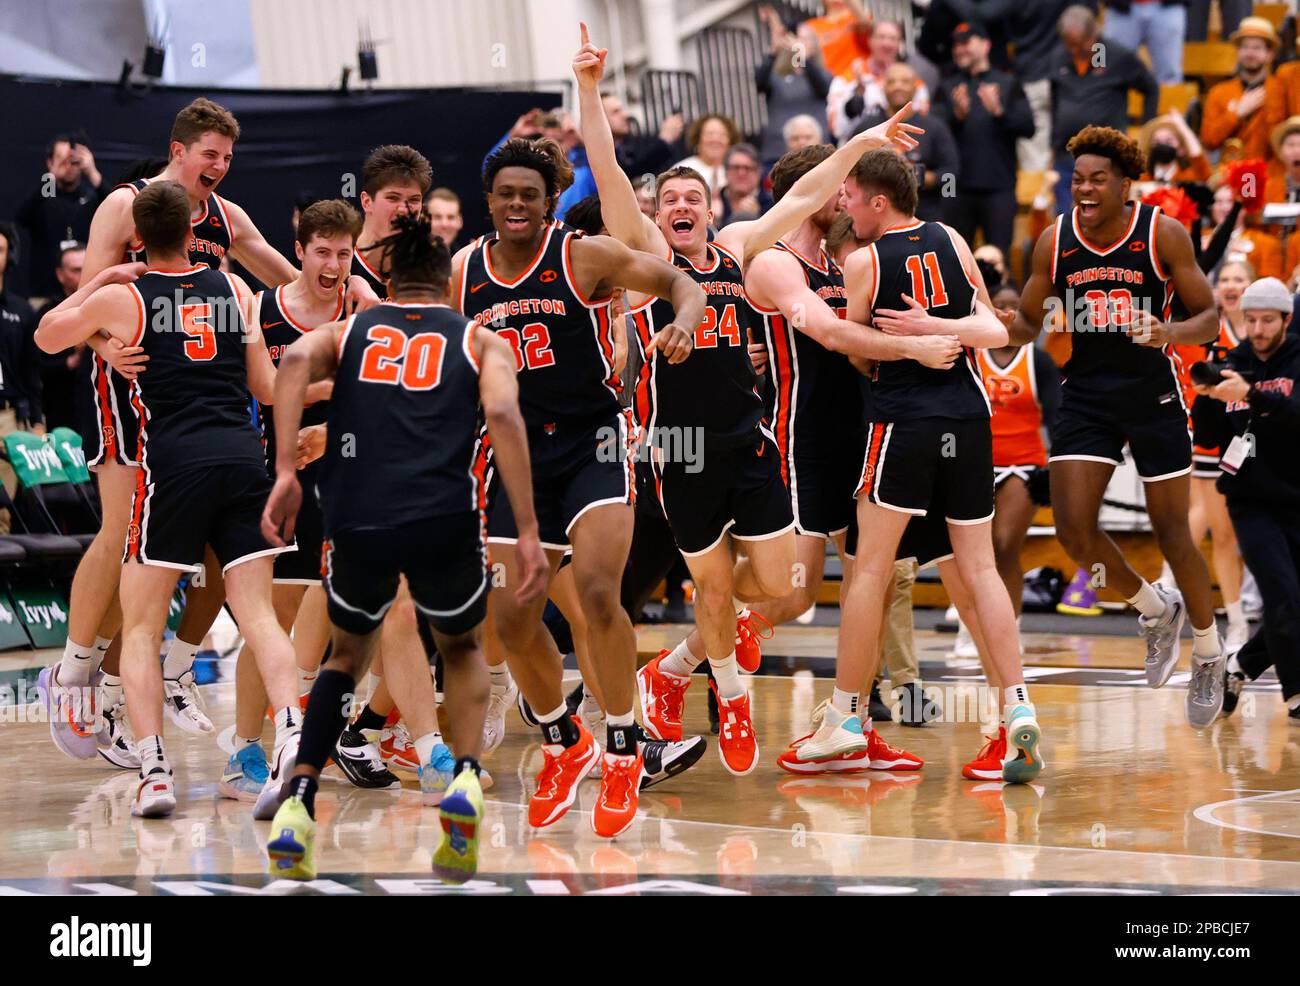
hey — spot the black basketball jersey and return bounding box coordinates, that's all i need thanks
[629,242,763,447]
[256,285,342,463]
[751,240,862,456]
[459,223,621,429]
[121,179,232,268]
[351,248,388,300]
[319,302,484,532]
[867,219,989,422]
[126,265,264,479]
[1050,202,1180,402]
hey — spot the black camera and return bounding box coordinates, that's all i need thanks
[1190,360,1251,388]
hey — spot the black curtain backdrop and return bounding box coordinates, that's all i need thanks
[0,75,562,296]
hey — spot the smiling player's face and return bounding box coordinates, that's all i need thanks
[1071,154,1127,229]
[488,167,549,245]
[656,177,711,254]
[173,132,233,202]
[296,232,354,303]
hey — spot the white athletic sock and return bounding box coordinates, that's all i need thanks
[102,674,123,709]
[295,665,317,695]
[59,639,96,685]
[162,638,200,680]
[234,734,261,751]
[487,662,512,692]
[831,687,858,715]
[135,734,168,775]
[607,709,635,728]
[414,731,443,767]
[365,672,383,704]
[659,639,703,678]
[536,701,569,725]
[273,706,301,750]
[709,652,744,700]
[1225,599,1245,628]
[1127,580,1167,620]
[1192,624,1221,662]
[1004,683,1030,707]
[92,636,112,670]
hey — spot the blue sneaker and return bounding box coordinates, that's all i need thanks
[219,744,269,803]
[419,743,457,807]
[37,663,101,761]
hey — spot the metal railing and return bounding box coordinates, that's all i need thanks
[698,26,768,140]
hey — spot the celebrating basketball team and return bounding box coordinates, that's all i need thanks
[29,21,1228,885]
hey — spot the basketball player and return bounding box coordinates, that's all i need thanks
[1011,126,1225,726]
[261,212,547,882]
[575,26,921,773]
[41,98,375,759]
[451,137,705,839]
[815,149,1043,782]
[35,180,303,818]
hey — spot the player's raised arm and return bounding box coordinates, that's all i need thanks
[474,327,548,604]
[576,235,705,363]
[1010,225,1057,347]
[79,189,137,282]
[573,24,664,255]
[225,198,298,287]
[722,105,923,267]
[747,248,960,366]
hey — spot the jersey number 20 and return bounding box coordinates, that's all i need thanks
[358,325,446,390]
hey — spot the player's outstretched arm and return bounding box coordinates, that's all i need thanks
[475,328,548,604]
[1010,225,1057,347]
[841,247,961,371]
[225,198,298,287]
[271,323,343,479]
[721,104,923,267]
[573,24,665,256]
[80,189,137,283]
[35,265,143,354]
[577,236,705,362]
[747,248,961,365]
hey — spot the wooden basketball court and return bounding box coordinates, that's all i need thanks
[2,620,1297,896]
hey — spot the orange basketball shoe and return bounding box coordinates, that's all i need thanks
[734,609,773,673]
[591,752,642,838]
[528,722,601,828]
[962,726,1007,780]
[711,682,759,775]
[636,651,690,741]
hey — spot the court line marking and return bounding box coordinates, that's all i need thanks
[486,790,1300,868]
[1193,788,1300,841]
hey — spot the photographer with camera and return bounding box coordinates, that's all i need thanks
[1191,277,1300,725]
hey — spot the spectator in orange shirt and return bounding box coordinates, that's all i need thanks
[1200,16,1284,163]
[1203,180,1283,279]
[1264,116,1300,208]
[1138,112,1212,185]
[803,0,873,80]
[1269,41,1300,122]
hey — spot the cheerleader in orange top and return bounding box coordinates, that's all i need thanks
[1166,259,1251,652]
[952,282,1061,657]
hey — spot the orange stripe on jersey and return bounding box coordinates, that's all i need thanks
[593,303,621,394]
[471,430,492,513]
[125,469,147,561]
[94,358,117,460]
[1149,207,1169,281]
[769,314,794,489]
[127,284,146,347]
[631,310,654,427]
[977,348,1046,467]
[857,423,887,496]
[562,233,613,308]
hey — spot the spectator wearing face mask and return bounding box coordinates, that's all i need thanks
[1138,112,1211,185]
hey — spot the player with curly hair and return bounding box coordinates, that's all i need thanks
[1010,125,1227,727]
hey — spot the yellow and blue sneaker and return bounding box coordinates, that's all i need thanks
[432,767,484,884]
[266,796,316,880]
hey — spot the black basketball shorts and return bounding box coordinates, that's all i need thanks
[779,432,865,540]
[856,417,995,524]
[653,427,794,557]
[845,497,954,568]
[123,462,292,574]
[273,463,324,585]
[323,510,488,637]
[80,356,139,468]
[487,411,635,550]
[1050,389,1192,482]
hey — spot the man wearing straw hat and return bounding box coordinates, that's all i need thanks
[1201,16,1284,163]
